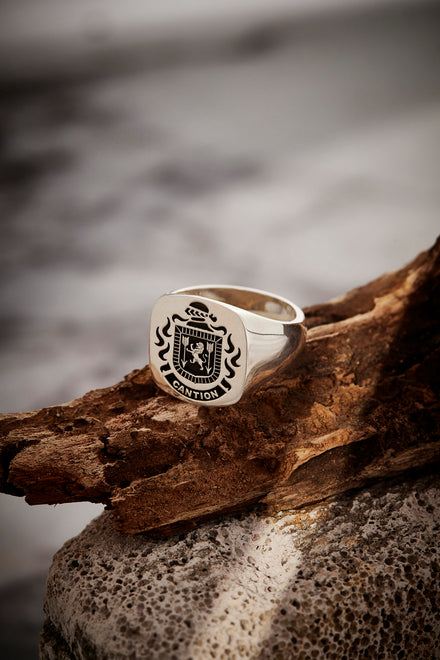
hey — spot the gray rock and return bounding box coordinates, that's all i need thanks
[40,471,440,659]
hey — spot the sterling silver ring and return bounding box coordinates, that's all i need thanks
[149,285,306,406]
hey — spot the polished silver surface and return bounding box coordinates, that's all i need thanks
[149,286,306,406]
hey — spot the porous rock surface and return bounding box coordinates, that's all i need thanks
[40,472,440,659]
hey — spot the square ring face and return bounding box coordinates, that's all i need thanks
[149,294,247,406]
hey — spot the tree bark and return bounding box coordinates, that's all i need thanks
[1,239,439,535]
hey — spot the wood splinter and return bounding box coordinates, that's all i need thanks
[1,239,439,535]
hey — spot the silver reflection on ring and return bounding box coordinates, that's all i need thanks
[149,285,306,407]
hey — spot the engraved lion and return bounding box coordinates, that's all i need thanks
[187,342,206,369]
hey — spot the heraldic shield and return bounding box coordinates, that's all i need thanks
[151,297,243,404]
[173,324,222,384]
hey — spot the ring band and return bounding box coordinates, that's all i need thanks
[149,285,306,406]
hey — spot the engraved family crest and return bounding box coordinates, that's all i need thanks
[174,324,222,383]
[154,300,241,402]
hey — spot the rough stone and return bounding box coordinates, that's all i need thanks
[40,470,440,659]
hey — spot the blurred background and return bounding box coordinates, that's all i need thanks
[0,0,439,657]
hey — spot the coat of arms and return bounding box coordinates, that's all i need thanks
[153,300,241,402]
[173,313,222,384]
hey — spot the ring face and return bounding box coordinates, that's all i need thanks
[150,294,247,406]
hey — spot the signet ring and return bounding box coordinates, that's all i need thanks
[149,285,306,407]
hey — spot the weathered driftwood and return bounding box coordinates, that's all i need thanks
[1,240,439,535]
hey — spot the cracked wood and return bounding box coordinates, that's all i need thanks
[1,239,439,534]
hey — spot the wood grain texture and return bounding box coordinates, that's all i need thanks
[1,239,439,535]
